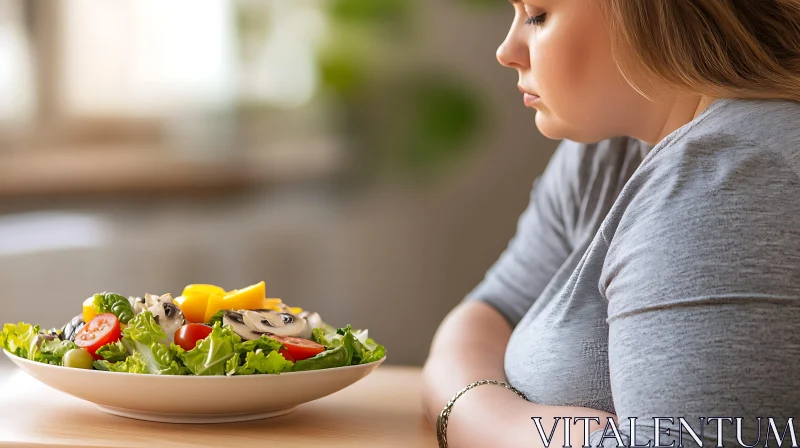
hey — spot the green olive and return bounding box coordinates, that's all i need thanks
[63,348,94,369]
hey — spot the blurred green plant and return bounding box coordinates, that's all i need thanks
[405,79,480,172]
[235,0,485,182]
[380,75,481,177]
[320,0,485,182]
[327,0,408,23]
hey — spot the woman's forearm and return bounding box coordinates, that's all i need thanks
[421,301,512,424]
[444,385,616,448]
[422,302,616,447]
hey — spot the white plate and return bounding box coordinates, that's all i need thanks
[4,349,385,424]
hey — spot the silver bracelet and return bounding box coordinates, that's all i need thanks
[436,379,528,448]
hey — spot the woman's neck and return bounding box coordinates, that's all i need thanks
[638,94,717,145]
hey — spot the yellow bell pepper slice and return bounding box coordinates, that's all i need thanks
[183,284,226,298]
[177,284,226,323]
[222,281,266,311]
[177,294,208,323]
[82,297,96,324]
[258,298,282,311]
[204,292,227,323]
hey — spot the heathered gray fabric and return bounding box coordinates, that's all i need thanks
[464,98,800,447]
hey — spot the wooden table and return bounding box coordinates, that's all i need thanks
[0,364,437,448]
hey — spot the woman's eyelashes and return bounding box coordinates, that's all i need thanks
[525,13,547,26]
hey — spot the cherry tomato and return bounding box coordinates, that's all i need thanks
[270,335,325,361]
[75,314,122,360]
[174,323,213,351]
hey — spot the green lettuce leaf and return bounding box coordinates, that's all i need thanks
[170,342,186,357]
[311,325,385,366]
[119,311,187,375]
[2,322,41,361]
[312,327,335,347]
[133,340,188,375]
[349,328,386,364]
[92,292,135,324]
[93,352,149,374]
[96,340,129,363]
[224,335,286,375]
[123,311,167,345]
[340,326,364,364]
[208,310,225,327]
[179,323,240,376]
[361,338,386,364]
[237,335,284,354]
[39,339,77,366]
[234,350,293,375]
[291,345,351,372]
[225,352,241,376]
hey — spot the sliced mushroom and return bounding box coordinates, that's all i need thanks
[281,304,326,331]
[130,293,174,315]
[149,302,185,342]
[241,310,312,339]
[130,296,145,314]
[147,293,174,307]
[297,311,324,330]
[222,310,261,341]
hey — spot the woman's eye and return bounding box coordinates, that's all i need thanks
[525,12,547,26]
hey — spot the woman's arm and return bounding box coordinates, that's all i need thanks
[422,138,644,442]
[422,140,601,420]
[421,301,511,423]
[422,302,617,448]
[421,142,582,422]
[586,146,800,447]
[444,387,615,448]
[422,301,615,448]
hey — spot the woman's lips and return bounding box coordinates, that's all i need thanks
[523,93,540,108]
[518,85,540,107]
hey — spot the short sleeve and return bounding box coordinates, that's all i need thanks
[462,141,575,327]
[590,142,800,447]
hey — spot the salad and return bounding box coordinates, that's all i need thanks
[1,281,385,375]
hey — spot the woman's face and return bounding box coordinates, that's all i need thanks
[497,0,657,143]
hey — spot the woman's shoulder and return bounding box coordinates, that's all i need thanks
[652,98,800,180]
[611,98,800,212]
[599,99,800,311]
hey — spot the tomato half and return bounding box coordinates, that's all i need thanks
[271,335,325,361]
[174,323,213,351]
[75,314,122,360]
[278,348,295,363]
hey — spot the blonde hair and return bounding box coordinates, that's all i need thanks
[601,0,800,101]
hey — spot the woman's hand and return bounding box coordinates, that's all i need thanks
[421,301,512,424]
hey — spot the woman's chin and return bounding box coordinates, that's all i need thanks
[534,112,571,141]
[534,112,607,143]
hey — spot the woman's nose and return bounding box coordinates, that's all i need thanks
[496,29,529,70]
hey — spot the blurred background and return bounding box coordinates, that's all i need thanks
[0,0,558,366]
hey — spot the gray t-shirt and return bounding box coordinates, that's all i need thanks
[465,97,800,447]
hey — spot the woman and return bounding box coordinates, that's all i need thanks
[422,1,800,447]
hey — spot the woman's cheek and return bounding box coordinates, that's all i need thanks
[532,51,597,139]
[537,24,620,140]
